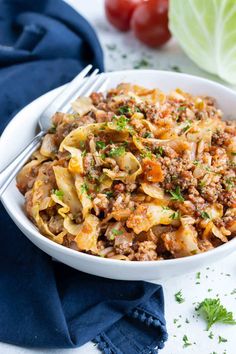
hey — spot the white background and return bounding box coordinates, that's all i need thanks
[1,1,235,353]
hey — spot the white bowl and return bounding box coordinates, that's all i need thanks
[1,70,236,280]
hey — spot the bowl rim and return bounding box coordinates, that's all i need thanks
[1,69,236,267]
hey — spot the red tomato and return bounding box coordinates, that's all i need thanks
[105,0,142,31]
[131,0,171,47]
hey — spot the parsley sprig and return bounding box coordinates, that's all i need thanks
[143,131,152,138]
[175,290,185,304]
[182,335,192,348]
[96,141,106,150]
[169,186,185,202]
[218,335,227,343]
[170,211,180,220]
[113,115,130,130]
[80,183,89,194]
[105,191,113,198]
[196,298,236,330]
[155,146,164,157]
[52,189,64,200]
[200,211,210,219]
[109,146,126,157]
[110,229,123,240]
[118,105,132,115]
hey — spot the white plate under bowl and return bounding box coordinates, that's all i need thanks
[1,70,235,280]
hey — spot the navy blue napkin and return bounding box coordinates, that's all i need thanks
[0,0,168,353]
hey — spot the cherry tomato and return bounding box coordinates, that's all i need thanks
[105,0,142,31]
[131,0,171,47]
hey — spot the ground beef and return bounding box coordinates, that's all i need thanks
[54,121,81,145]
[75,114,95,126]
[90,92,104,105]
[212,131,232,147]
[187,186,206,207]
[93,194,109,216]
[134,241,158,261]
[94,110,114,123]
[145,105,159,123]
[83,153,94,173]
[114,183,125,193]
[218,190,236,208]
[48,215,64,234]
[178,170,197,189]
[160,157,193,190]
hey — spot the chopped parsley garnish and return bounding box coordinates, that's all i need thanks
[231,152,236,156]
[169,186,184,202]
[79,141,85,149]
[50,124,57,133]
[182,120,192,132]
[171,65,181,72]
[170,211,180,220]
[195,298,236,330]
[193,160,200,165]
[81,150,87,157]
[52,189,64,200]
[205,165,212,172]
[155,146,164,157]
[231,288,236,295]
[109,229,123,240]
[178,106,186,111]
[143,131,152,138]
[201,211,210,219]
[183,124,191,132]
[224,177,235,191]
[162,206,170,211]
[196,271,201,280]
[96,141,106,150]
[111,229,123,236]
[109,146,126,157]
[218,336,227,343]
[182,335,192,348]
[134,58,150,69]
[80,183,89,194]
[118,105,132,115]
[141,149,153,159]
[113,115,130,130]
[208,331,214,339]
[185,318,190,324]
[106,44,116,51]
[175,290,185,303]
[198,180,206,189]
[105,191,113,198]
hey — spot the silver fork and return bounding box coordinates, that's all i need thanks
[0,65,109,197]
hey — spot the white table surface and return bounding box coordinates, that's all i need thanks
[2,1,236,353]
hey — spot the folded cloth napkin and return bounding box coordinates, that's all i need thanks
[0,0,168,353]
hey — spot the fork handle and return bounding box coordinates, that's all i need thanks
[0,131,45,198]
